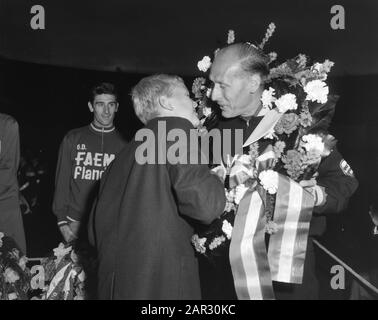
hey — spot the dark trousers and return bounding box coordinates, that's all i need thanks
[199,239,318,300]
[1,207,27,255]
[199,253,237,300]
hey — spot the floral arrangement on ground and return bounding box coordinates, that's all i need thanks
[0,232,93,300]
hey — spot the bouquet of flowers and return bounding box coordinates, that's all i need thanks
[191,24,338,258]
[0,232,31,300]
[37,242,86,300]
[1,233,94,300]
[192,153,258,257]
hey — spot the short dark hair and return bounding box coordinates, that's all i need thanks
[90,82,118,103]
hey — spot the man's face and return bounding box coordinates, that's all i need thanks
[167,83,199,127]
[209,57,254,118]
[88,94,118,127]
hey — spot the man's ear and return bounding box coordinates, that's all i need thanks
[158,95,174,111]
[88,102,94,112]
[249,74,263,93]
[115,102,119,112]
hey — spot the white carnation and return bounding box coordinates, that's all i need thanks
[261,87,276,109]
[304,80,329,104]
[235,154,252,166]
[191,234,207,254]
[274,93,298,113]
[225,188,236,203]
[202,106,212,117]
[8,293,18,300]
[224,200,235,212]
[312,62,323,72]
[265,221,279,235]
[234,184,249,205]
[4,268,20,284]
[222,220,233,240]
[209,236,226,250]
[197,56,212,72]
[301,134,324,154]
[259,170,279,194]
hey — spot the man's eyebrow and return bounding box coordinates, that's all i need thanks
[95,100,117,103]
[214,80,228,86]
[209,77,227,85]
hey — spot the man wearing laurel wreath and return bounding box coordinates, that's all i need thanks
[194,27,359,299]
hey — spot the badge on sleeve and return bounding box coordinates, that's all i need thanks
[340,159,354,177]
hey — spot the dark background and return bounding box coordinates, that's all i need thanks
[1,0,378,299]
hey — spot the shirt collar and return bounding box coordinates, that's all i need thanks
[239,102,264,123]
[90,122,115,133]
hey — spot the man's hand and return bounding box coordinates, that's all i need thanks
[369,205,378,226]
[299,178,327,207]
[299,178,317,188]
[69,221,81,237]
[59,224,77,243]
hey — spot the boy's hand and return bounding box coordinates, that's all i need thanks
[59,224,77,243]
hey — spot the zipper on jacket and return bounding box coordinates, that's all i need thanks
[101,127,104,153]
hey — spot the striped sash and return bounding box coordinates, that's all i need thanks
[229,146,314,299]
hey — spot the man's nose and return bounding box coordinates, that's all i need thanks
[104,104,110,113]
[211,85,220,101]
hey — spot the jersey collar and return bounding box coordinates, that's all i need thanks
[90,122,115,133]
